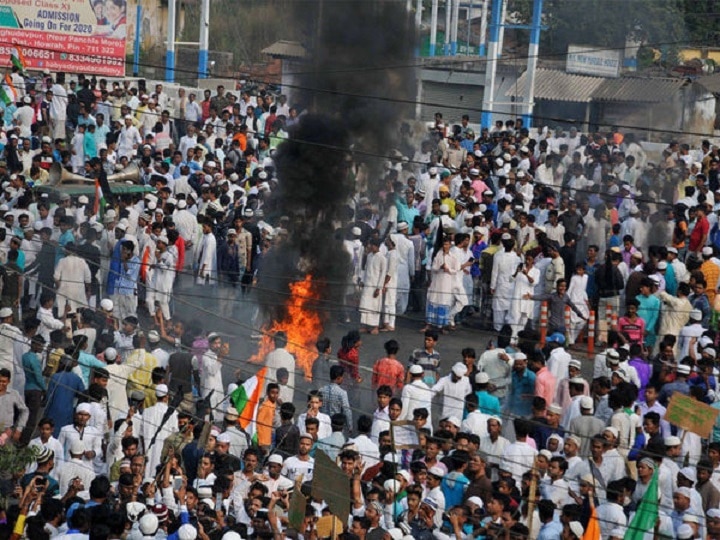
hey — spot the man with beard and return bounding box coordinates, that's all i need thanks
[281,433,315,482]
[200,332,225,422]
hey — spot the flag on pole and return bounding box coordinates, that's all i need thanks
[0,74,17,106]
[93,178,105,217]
[625,470,659,540]
[231,367,267,439]
[9,46,26,73]
[582,506,601,540]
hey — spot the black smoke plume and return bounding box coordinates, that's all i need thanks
[257,0,416,323]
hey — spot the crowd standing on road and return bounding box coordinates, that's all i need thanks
[4,68,720,539]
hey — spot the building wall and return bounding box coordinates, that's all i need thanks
[679,48,720,64]
[592,90,715,143]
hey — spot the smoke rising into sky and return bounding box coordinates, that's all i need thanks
[258,0,417,321]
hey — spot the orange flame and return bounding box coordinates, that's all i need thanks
[248,274,323,380]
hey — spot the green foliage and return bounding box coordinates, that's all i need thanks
[681,0,720,42]
[0,444,40,477]
[539,0,687,55]
[504,0,720,67]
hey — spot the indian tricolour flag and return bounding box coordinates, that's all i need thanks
[231,367,267,440]
[93,178,105,218]
[10,46,26,73]
[0,74,17,106]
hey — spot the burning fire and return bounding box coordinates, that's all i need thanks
[248,274,323,380]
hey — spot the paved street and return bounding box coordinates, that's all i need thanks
[177,290,594,427]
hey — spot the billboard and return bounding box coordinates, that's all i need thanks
[0,1,126,76]
[566,44,622,78]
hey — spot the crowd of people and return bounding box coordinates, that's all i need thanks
[2,66,720,540]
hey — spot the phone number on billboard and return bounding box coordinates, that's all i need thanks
[0,46,52,59]
[65,54,123,65]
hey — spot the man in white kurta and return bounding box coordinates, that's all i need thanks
[391,224,415,315]
[200,334,225,423]
[0,311,23,376]
[117,116,142,159]
[141,384,178,476]
[104,347,141,418]
[382,238,399,330]
[54,251,91,314]
[401,365,434,424]
[195,222,218,285]
[264,332,295,404]
[56,439,96,495]
[449,236,473,323]
[174,204,200,268]
[431,362,472,420]
[490,237,521,331]
[359,240,387,332]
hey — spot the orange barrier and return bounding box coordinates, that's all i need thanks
[539,301,548,346]
[587,310,595,355]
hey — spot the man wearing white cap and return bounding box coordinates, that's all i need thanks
[568,396,604,457]
[147,330,169,371]
[57,403,103,471]
[359,238,387,334]
[489,233,521,331]
[671,487,702,538]
[679,309,706,360]
[343,226,364,321]
[401,364,433,424]
[262,454,294,494]
[56,439,95,495]
[142,383,178,475]
[431,362,471,420]
[146,233,176,323]
[391,221,415,317]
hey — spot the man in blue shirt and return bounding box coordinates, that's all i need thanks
[474,372,501,416]
[507,352,536,418]
[56,215,75,265]
[113,240,140,322]
[20,334,46,445]
[537,499,563,540]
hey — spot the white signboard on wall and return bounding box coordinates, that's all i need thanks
[566,45,622,78]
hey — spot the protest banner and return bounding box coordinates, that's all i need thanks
[664,392,719,438]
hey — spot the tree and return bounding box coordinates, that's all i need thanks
[539,0,686,55]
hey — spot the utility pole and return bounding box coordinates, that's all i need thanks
[479,0,488,56]
[198,0,210,78]
[444,0,451,55]
[429,0,439,56]
[522,0,543,128]
[165,0,176,82]
[451,0,460,55]
[480,0,504,128]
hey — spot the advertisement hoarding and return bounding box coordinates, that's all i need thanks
[0,2,126,76]
[566,44,622,78]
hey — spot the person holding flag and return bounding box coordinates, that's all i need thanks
[626,457,675,539]
[230,366,268,445]
[7,44,27,103]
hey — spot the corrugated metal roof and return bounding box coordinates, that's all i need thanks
[506,68,604,102]
[261,41,307,59]
[696,73,720,94]
[591,77,687,102]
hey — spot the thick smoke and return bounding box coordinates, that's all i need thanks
[257,115,353,320]
[257,0,417,322]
